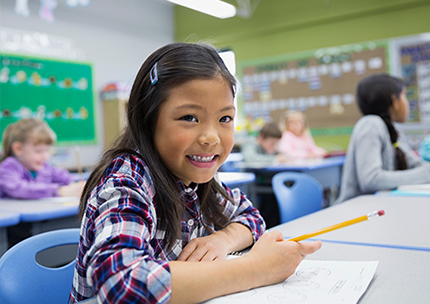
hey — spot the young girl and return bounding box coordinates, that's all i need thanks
[69,42,321,304]
[277,110,327,159]
[334,73,430,204]
[0,118,85,199]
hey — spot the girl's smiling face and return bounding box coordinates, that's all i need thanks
[154,76,235,186]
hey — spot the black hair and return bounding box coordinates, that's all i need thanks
[259,122,282,139]
[79,42,237,250]
[356,73,407,170]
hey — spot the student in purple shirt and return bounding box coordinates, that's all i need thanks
[0,118,85,199]
[69,42,321,304]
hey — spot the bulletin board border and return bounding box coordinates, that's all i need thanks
[237,39,391,78]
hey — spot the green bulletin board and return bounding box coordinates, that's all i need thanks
[0,54,96,144]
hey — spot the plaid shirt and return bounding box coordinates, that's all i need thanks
[69,154,265,304]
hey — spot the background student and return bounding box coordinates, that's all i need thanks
[335,73,430,204]
[241,122,289,164]
[277,110,327,159]
[0,118,85,199]
[69,42,321,304]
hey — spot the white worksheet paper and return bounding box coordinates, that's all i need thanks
[203,260,378,304]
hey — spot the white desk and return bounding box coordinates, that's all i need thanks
[239,156,345,191]
[298,242,430,304]
[218,172,257,204]
[218,172,255,187]
[269,194,430,303]
[237,156,345,227]
[0,197,80,235]
[273,195,430,251]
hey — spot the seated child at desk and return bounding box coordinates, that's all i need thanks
[277,110,327,159]
[0,118,85,199]
[241,122,288,164]
[69,42,321,304]
[334,73,430,204]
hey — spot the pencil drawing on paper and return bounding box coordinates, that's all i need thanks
[205,260,379,304]
[296,267,331,279]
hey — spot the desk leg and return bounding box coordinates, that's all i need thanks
[0,227,8,257]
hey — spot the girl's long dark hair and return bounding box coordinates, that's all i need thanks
[356,73,407,170]
[79,42,237,250]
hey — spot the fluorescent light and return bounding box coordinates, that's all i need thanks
[168,0,236,19]
[219,50,236,75]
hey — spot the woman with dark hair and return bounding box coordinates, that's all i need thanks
[69,42,321,304]
[334,73,430,204]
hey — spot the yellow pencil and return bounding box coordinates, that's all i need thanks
[288,210,385,242]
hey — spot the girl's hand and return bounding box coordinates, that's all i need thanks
[244,230,322,287]
[58,180,86,197]
[177,232,231,262]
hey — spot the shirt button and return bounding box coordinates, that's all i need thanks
[187,219,194,226]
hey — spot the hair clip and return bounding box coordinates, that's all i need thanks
[150,62,158,85]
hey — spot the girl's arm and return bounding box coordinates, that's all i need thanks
[178,183,265,262]
[47,163,73,185]
[170,231,322,304]
[304,132,327,157]
[177,222,253,261]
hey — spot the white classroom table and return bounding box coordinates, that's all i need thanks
[297,241,430,304]
[218,171,256,187]
[218,171,256,203]
[239,156,345,191]
[0,196,80,235]
[271,194,430,303]
[273,195,430,251]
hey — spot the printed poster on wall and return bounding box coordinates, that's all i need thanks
[391,34,430,149]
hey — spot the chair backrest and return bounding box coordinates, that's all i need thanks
[272,172,323,223]
[0,228,80,304]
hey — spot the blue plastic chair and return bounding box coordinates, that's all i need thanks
[0,228,80,304]
[272,172,324,223]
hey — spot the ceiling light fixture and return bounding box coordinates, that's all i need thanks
[167,0,236,19]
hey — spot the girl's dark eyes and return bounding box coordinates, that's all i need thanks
[180,115,198,122]
[179,115,233,123]
[220,116,233,123]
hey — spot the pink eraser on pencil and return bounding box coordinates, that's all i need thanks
[377,210,385,216]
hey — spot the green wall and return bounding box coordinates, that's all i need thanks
[174,0,430,61]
